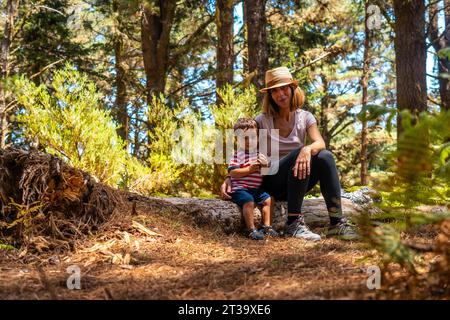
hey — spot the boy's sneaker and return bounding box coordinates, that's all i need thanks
[326,218,359,240]
[260,225,280,237]
[285,218,321,241]
[247,228,265,240]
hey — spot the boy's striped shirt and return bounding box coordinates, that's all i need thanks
[228,150,262,191]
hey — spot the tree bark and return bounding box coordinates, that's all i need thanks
[360,1,371,185]
[245,0,268,102]
[216,0,235,100]
[213,0,235,193]
[131,194,381,233]
[242,1,249,74]
[0,0,17,148]
[445,0,450,110]
[319,74,330,148]
[140,0,177,104]
[114,39,129,145]
[113,0,129,146]
[429,0,450,111]
[393,0,427,136]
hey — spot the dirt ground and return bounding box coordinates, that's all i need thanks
[0,202,443,300]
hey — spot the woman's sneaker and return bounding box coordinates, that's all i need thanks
[327,218,359,240]
[285,218,321,241]
[260,225,280,237]
[247,228,265,240]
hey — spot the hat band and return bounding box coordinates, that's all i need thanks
[266,77,293,88]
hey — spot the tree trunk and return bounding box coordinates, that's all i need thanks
[242,1,249,75]
[114,38,129,146]
[360,1,371,186]
[245,0,268,102]
[216,0,234,100]
[113,0,129,146]
[429,0,450,111]
[130,192,382,233]
[445,0,450,111]
[214,0,235,193]
[0,0,17,148]
[393,0,427,136]
[319,74,330,148]
[140,0,177,105]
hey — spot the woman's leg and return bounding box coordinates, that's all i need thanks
[306,150,343,225]
[263,148,342,222]
[263,148,357,240]
[262,147,313,214]
[262,148,321,241]
[307,150,359,239]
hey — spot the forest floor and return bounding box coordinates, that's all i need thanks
[0,199,443,300]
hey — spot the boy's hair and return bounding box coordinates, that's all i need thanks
[233,118,258,132]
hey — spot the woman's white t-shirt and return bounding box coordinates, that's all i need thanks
[255,109,317,160]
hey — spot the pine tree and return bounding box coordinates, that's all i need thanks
[393,0,427,135]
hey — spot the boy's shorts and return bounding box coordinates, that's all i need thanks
[231,188,271,208]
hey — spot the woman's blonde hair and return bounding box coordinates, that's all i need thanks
[262,85,306,116]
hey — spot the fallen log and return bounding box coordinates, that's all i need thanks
[0,147,382,251]
[130,192,382,233]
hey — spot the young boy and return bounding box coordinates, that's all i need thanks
[228,118,279,240]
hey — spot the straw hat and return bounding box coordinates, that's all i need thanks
[259,67,298,93]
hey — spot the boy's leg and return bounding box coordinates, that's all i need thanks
[232,189,265,240]
[243,199,265,240]
[242,201,256,230]
[257,194,279,237]
[231,189,255,229]
[260,196,273,227]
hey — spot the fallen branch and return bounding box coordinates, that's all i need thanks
[132,220,163,237]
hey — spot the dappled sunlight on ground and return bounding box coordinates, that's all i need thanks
[0,206,440,300]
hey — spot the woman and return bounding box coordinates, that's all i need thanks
[221,67,358,241]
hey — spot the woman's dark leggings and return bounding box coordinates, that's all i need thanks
[261,148,343,220]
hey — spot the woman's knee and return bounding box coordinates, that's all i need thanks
[317,149,335,164]
[286,147,301,163]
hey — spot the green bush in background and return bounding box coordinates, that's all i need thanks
[14,64,127,186]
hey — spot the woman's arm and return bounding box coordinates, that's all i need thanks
[293,123,326,179]
[305,123,326,155]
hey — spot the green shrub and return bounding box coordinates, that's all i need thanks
[360,109,450,275]
[14,64,127,186]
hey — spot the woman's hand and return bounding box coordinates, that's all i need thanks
[257,153,270,167]
[293,146,311,180]
[220,177,232,199]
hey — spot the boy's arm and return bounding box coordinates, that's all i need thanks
[229,161,261,179]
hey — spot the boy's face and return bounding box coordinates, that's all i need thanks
[236,128,258,152]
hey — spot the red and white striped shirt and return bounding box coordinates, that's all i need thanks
[228,150,263,191]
